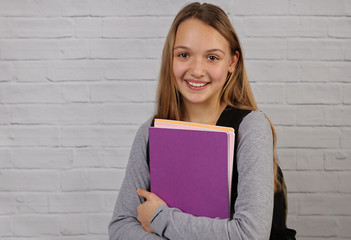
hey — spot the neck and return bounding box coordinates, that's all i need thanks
[182,101,227,125]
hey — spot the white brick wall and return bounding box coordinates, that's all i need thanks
[0,0,350,239]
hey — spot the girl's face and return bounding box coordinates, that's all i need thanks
[173,18,237,108]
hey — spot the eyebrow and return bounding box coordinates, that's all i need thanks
[173,46,225,55]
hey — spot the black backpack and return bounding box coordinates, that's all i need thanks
[216,106,296,239]
[147,106,296,239]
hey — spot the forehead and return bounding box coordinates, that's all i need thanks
[174,18,230,51]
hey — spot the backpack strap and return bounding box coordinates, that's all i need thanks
[216,106,251,219]
[146,118,155,169]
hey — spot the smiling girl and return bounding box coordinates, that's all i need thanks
[109,2,295,240]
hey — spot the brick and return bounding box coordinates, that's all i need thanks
[90,0,190,16]
[286,84,341,104]
[242,38,286,60]
[0,40,60,60]
[288,216,337,237]
[104,60,159,80]
[145,81,158,102]
[299,193,351,215]
[286,193,299,215]
[299,62,329,83]
[251,83,285,104]
[102,147,131,168]
[0,62,12,81]
[11,18,74,38]
[290,0,345,16]
[49,193,104,213]
[16,193,49,213]
[325,106,351,126]
[0,84,62,104]
[60,125,138,147]
[0,149,12,168]
[288,39,344,60]
[329,62,351,82]
[325,150,351,170]
[0,170,59,191]
[296,18,328,38]
[0,126,60,147]
[340,217,351,237]
[141,38,165,59]
[284,171,338,193]
[244,17,299,37]
[245,60,299,82]
[346,41,351,60]
[0,193,16,214]
[73,148,103,167]
[328,18,351,38]
[47,60,103,81]
[62,84,90,103]
[88,169,125,190]
[103,192,119,212]
[0,19,11,38]
[61,169,89,191]
[230,17,245,39]
[13,148,73,169]
[0,216,11,236]
[296,106,324,126]
[91,82,153,103]
[233,0,289,15]
[260,105,296,126]
[90,39,146,59]
[13,61,49,82]
[14,215,60,236]
[339,172,351,192]
[0,105,11,125]
[341,128,351,148]
[88,214,111,234]
[276,149,297,170]
[276,126,340,148]
[60,214,88,235]
[296,149,324,170]
[102,103,154,124]
[74,18,102,38]
[12,104,102,125]
[103,17,172,38]
[0,0,89,17]
[58,39,89,59]
[343,85,351,104]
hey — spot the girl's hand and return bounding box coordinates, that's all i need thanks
[136,188,167,233]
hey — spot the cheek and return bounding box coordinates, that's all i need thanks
[208,65,229,82]
[173,61,187,79]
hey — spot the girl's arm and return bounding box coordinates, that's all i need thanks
[108,119,167,240]
[146,111,274,240]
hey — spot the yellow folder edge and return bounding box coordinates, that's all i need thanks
[155,119,234,133]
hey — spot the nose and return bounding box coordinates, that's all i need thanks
[189,57,205,78]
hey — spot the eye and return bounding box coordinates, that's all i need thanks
[208,55,219,61]
[178,52,189,58]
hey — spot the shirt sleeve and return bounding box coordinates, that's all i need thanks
[149,111,274,240]
[108,118,168,240]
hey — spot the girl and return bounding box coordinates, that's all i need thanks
[109,2,295,240]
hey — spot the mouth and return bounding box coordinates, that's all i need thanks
[185,80,209,89]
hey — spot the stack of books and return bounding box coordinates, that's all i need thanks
[149,119,234,219]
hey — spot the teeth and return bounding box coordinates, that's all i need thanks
[187,81,206,87]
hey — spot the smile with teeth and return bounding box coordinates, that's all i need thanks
[186,80,208,87]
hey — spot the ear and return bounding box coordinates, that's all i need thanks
[228,51,239,73]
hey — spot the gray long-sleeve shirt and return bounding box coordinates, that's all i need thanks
[109,110,274,240]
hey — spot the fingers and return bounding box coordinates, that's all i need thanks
[137,188,152,200]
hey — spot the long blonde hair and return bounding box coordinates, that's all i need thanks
[155,2,281,192]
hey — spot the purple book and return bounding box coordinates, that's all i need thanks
[149,127,229,219]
